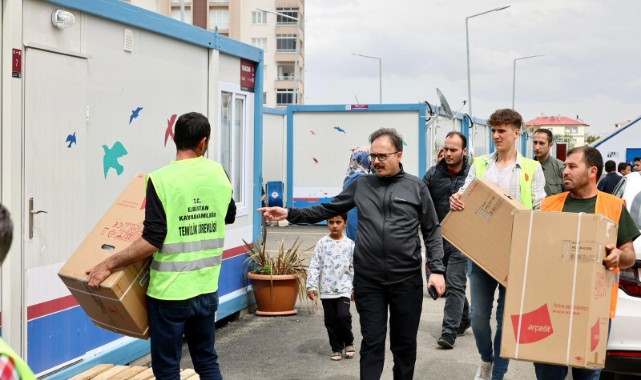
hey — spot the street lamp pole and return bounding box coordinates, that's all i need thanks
[258,8,300,105]
[465,5,510,118]
[512,54,543,110]
[352,53,382,104]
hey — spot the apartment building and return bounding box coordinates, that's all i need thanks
[128,0,305,107]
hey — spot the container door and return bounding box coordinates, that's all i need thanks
[23,48,93,374]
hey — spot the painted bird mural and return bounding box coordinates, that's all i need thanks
[164,114,177,147]
[66,132,77,148]
[103,141,128,179]
[129,107,143,124]
[334,126,346,134]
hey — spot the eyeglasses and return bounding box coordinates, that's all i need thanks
[369,152,399,162]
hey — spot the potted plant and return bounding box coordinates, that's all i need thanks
[243,224,310,316]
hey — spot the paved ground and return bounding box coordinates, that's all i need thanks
[132,224,540,379]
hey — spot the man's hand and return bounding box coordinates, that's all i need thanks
[257,206,288,221]
[449,193,465,211]
[85,238,158,290]
[86,261,113,290]
[604,242,637,270]
[427,273,446,296]
[307,289,317,301]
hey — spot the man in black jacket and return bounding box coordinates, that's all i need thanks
[423,131,471,350]
[259,128,446,380]
[598,160,622,194]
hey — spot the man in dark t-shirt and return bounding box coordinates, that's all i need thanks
[533,146,639,380]
[597,160,623,194]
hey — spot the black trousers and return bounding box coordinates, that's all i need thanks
[321,297,354,352]
[354,272,423,380]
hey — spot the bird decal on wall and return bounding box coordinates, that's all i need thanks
[102,141,128,178]
[313,157,319,164]
[309,130,316,136]
[164,114,177,147]
[129,107,143,124]
[333,126,346,134]
[66,132,77,148]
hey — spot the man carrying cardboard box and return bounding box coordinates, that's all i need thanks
[450,108,546,380]
[87,112,236,380]
[533,146,639,380]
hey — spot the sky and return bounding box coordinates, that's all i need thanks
[303,0,641,136]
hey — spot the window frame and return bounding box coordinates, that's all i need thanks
[252,10,267,25]
[218,83,250,215]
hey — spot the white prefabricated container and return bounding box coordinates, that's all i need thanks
[0,0,263,376]
[283,104,489,208]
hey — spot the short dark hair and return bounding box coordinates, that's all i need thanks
[533,128,553,144]
[567,146,604,179]
[328,213,348,222]
[174,112,211,151]
[618,162,630,173]
[369,128,404,152]
[604,160,616,173]
[445,131,467,149]
[635,157,641,163]
[0,205,13,265]
[488,109,523,129]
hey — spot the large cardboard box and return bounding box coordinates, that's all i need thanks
[501,210,618,368]
[441,178,528,286]
[59,174,150,339]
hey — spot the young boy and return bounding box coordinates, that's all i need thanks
[306,214,355,361]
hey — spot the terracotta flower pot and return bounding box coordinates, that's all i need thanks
[248,272,300,316]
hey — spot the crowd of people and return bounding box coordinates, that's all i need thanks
[1,109,638,380]
[260,108,639,380]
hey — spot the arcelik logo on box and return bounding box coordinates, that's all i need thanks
[591,318,600,351]
[511,304,554,343]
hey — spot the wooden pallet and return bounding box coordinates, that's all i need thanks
[70,364,200,380]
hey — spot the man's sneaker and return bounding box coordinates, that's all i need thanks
[474,360,493,380]
[437,333,456,349]
[457,319,471,336]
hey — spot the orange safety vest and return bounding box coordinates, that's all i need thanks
[541,191,623,223]
[541,190,625,318]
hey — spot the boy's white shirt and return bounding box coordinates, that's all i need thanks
[306,234,354,299]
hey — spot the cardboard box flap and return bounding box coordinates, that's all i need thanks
[58,173,147,290]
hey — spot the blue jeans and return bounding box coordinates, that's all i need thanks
[442,244,470,335]
[147,292,222,380]
[533,364,601,380]
[468,261,508,380]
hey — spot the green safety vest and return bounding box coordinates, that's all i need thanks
[0,339,37,380]
[148,156,232,300]
[474,154,540,209]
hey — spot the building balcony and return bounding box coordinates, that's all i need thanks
[275,51,303,63]
[275,25,304,40]
[274,78,302,90]
[275,0,304,9]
